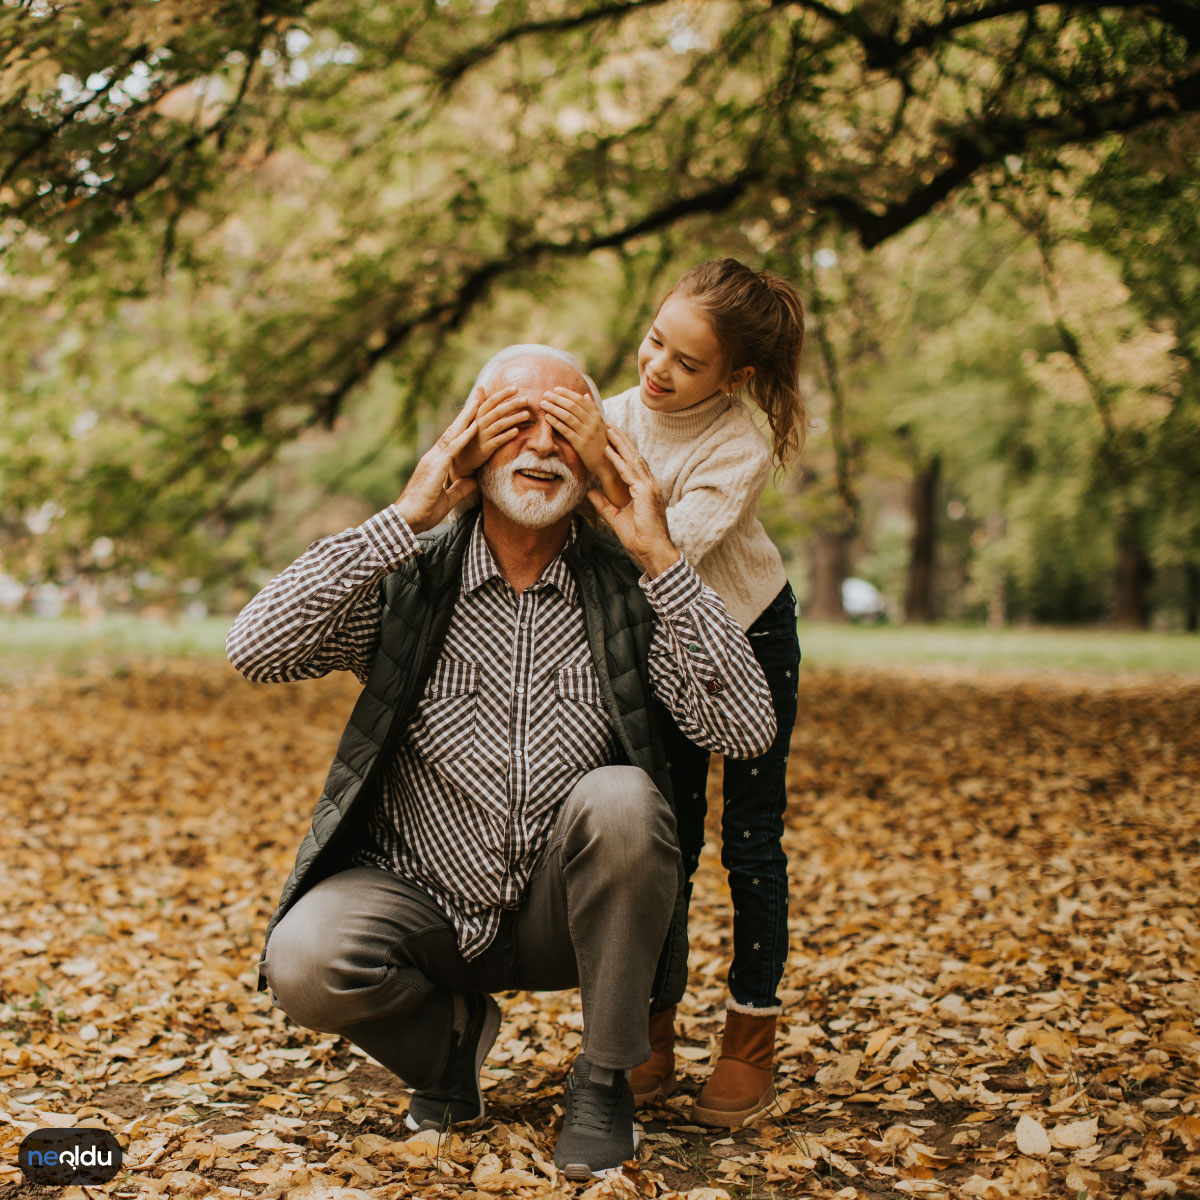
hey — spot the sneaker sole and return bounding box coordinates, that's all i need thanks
[404,996,502,1133]
[559,1128,642,1181]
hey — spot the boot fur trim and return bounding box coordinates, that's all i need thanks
[726,998,783,1017]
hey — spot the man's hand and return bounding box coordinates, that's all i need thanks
[588,427,681,578]
[543,386,632,509]
[449,384,526,479]
[394,392,487,533]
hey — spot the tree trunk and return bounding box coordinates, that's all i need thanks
[806,527,851,621]
[986,508,1007,629]
[1112,512,1153,629]
[1186,563,1199,634]
[904,454,941,623]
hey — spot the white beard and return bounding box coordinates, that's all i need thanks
[479,451,586,528]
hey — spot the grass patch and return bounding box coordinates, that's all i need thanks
[0,615,231,680]
[798,622,1200,674]
[2,615,1197,679]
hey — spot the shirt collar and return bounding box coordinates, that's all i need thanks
[461,516,580,605]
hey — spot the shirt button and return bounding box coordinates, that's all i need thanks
[704,678,723,695]
[515,685,525,694]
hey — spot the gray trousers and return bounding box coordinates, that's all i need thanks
[262,766,679,1089]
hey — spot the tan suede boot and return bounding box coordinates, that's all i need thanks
[629,1006,677,1104]
[691,1004,778,1127]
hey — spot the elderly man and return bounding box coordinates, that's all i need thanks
[226,344,775,1178]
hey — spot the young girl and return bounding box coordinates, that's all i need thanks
[541,259,807,1128]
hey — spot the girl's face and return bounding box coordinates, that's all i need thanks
[637,294,732,413]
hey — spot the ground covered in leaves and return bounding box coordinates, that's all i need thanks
[1,662,1198,1199]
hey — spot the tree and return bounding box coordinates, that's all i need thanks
[1001,129,1200,629]
[797,234,864,622]
[1,0,1197,583]
[1084,120,1200,628]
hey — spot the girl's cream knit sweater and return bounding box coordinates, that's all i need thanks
[603,386,787,630]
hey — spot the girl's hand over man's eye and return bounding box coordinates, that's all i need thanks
[541,388,609,473]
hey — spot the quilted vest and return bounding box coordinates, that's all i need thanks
[260,510,688,1008]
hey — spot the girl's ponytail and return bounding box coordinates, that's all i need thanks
[669,259,807,470]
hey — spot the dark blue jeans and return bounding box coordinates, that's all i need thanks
[660,583,801,1009]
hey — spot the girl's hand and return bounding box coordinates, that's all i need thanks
[450,385,526,479]
[542,387,608,474]
[588,427,680,578]
[543,386,632,508]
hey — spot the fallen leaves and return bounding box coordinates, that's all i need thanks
[0,662,1198,1198]
[1014,1114,1051,1157]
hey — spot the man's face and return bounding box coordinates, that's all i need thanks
[478,357,589,528]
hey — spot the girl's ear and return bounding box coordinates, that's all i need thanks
[726,365,754,392]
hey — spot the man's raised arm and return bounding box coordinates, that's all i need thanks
[588,429,778,760]
[227,397,484,684]
[225,509,418,684]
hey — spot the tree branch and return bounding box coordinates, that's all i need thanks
[278,43,1200,431]
[432,0,673,92]
[821,66,1200,247]
[788,0,1200,68]
[0,62,131,190]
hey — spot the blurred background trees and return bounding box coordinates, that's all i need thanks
[1,0,1197,628]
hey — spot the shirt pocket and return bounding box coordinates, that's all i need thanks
[554,666,616,766]
[409,659,480,762]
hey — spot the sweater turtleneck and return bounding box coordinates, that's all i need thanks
[642,390,732,442]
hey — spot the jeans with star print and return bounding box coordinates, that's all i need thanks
[660,582,801,1010]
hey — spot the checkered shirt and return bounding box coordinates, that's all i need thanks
[228,507,775,958]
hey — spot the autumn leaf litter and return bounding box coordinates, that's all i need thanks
[1,662,1197,1198]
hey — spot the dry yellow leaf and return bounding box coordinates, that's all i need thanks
[1050,1115,1098,1149]
[1014,1114,1052,1157]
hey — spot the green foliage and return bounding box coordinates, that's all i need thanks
[1,1,1197,625]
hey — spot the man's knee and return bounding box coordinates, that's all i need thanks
[563,766,678,862]
[264,903,432,1034]
[262,911,356,1032]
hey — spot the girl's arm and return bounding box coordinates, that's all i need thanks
[542,386,632,508]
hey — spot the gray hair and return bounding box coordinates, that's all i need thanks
[472,343,601,404]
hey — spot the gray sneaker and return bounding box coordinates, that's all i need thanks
[405,993,500,1131]
[553,1055,640,1180]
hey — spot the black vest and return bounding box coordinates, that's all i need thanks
[262,511,687,1007]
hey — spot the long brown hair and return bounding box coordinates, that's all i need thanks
[667,258,807,469]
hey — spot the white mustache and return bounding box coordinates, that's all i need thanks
[503,451,572,481]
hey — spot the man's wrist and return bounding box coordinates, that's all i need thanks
[394,496,432,536]
[362,505,421,564]
[641,542,682,579]
[640,552,702,615]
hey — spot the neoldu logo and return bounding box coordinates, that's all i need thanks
[19,1126,123,1186]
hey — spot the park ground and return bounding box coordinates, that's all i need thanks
[0,627,1198,1198]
